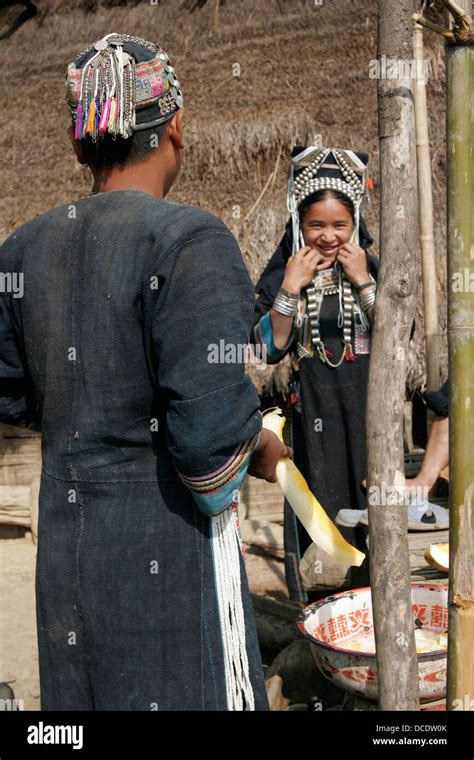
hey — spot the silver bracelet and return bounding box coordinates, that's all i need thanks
[360,288,376,311]
[273,288,298,317]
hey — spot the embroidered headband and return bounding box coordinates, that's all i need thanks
[65,32,184,141]
[287,147,370,255]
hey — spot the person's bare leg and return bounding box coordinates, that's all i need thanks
[405,415,449,500]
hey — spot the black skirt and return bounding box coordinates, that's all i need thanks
[284,292,370,602]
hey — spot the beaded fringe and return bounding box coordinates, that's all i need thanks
[210,506,255,711]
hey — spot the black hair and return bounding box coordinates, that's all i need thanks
[78,120,170,170]
[298,189,355,223]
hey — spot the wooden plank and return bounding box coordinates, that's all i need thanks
[241,477,284,523]
[0,512,30,522]
[404,450,425,477]
[0,435,42,485]
[251,593,302,620]
[0,442,41,461]
[251,592,302,653]
[244,548,288,597]
[0,485,32,526]
[0,424,40,439]
[0,465,41,486]
[408,529,449,583]
[0,485,30,508]
[242,519,284,558]
[0,511,30,521]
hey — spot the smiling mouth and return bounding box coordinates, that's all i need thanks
[317,245,339,255]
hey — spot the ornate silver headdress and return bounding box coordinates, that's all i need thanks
[287,147,369,255]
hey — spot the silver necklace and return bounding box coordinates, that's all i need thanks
[305,265,355,367]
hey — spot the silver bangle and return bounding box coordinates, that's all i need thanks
[273,300,297,317]
[273,288,298,317]
[360,289,376,310]
[275,287,298,305]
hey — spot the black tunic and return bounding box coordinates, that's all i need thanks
[0,190,269,710]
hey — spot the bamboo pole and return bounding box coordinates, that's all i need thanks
[366,0,420,710]
[413,23,441,390]
[444,0,474,712]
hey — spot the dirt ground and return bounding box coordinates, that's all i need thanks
[0,530,40,710]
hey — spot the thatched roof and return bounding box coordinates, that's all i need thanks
[0,0,449,396]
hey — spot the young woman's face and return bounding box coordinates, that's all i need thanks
[301,196,354,263]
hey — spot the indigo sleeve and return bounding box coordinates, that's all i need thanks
[152,229,263,516]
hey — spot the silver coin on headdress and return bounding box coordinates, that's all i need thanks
[94,39,109,51]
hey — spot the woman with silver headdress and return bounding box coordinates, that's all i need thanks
[252,147,378,602]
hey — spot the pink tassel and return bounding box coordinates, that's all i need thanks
[324,347,334,360]
[74,101,83,140]
[98,99,111,135]
[345,348,356,362]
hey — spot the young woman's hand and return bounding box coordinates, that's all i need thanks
[336,243,370,288]
[281,246,333,294]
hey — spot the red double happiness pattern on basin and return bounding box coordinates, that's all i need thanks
[313,603,448,646]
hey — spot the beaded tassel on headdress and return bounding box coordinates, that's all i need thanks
[74,101,83,140]
[68,33,182,142]
[67,33,184,142]
[76,38,136,141]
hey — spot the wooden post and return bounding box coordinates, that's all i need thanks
[366,0,421,710]
[444,0,474,712]
[413,22,441,391]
